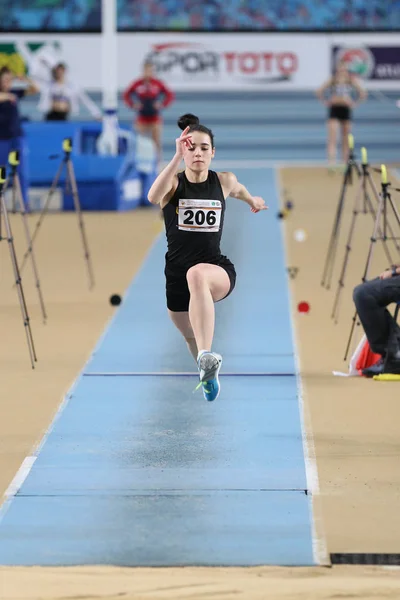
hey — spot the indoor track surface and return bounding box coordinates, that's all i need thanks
[1,89,400,599]
[0,168,317,567]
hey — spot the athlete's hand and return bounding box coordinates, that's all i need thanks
[380,269,393,280]
[250,196,268,213]
[175,126,193,157]
[379,268,398,280]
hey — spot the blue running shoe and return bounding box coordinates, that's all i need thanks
[201,378,220,402]
[197,352,222,402]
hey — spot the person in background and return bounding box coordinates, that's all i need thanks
[353,265,400,377]
[0,66,38,207]
[15,40,62,88]
[123,61,175,160]
[316,60,367,168]
[38,62,102,121]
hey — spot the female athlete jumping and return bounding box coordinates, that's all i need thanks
[148,114,267,402]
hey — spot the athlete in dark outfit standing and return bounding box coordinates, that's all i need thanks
[123,61,175,160]
[316,60,367,167]
[148,114,268,401]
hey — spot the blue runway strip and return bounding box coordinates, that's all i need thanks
[11,376,307,494]
[0,167,315,566]
[0,494,311,566]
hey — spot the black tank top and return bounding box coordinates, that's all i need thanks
[163,170,226,272]
[330,76,353,99]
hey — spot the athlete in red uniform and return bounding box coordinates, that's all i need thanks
[123,61,175,159]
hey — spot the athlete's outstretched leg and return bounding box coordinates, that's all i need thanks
[186,264,231,402]
[135,121,150,137]
[167,309,198,362]
[327,118,338,166]
[186,263,230,353]
[150,121,162,162]
[341,119,351,163]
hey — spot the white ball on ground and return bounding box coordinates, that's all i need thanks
[294,229,307,242]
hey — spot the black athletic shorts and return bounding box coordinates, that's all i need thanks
[329,104,352,122]
[45,110,69,121]
[165,256,236,312]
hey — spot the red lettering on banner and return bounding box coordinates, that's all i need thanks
[239,53,259,73]
[262,53,273,71]
[223,52,298,75]
[224,52,236,73]
[277,52,297,75]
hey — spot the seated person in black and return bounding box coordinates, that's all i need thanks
[353,265,400,377]
[0,66,38,206]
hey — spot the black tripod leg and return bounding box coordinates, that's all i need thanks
[344,184,384,361]
[18,159,65,275]
[321,164,352,289]
[12,177,17,214]
[331,174,364,323]
[344,309,359,362]
[14,173,48,323]
[66,160,95,289]
[362,173,369,214]
[1,192,37,368]
[364,193,393,266]
[325,166,355,290]
[367,173,400,255]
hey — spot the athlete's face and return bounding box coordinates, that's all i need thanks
[184,131,215,171]
[53,65,66,81]
[336,62,349,78]
[143,63,154,79]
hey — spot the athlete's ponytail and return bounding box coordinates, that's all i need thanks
[177,113,215,148]
[177,113,199,130]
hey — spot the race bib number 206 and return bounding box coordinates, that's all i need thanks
[178,199,222,232]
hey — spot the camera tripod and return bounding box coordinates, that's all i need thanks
[331,148,399,324]
[344,164,400,361]
[18,138,95,290]
[321,135,365,291]
[0,165,37,369]
[4,150,47,323]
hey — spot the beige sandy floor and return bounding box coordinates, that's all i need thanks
[280,165,400,555]
[2,565,400,600]
[0,208,163,497]
[1,167,400,598]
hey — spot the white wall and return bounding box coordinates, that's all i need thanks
[0,32,399,91]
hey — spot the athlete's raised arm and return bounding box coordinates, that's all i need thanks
[147,126,193,206]
[218,171,268,213]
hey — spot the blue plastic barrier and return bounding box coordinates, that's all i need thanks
[21,121,157,211]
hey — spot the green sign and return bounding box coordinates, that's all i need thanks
[0,41,60,75]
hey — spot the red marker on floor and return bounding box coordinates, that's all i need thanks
[298,301,310,314]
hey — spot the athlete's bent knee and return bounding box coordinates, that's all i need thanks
[186,264,208,289]
[353,282,375,309]
[353,286,362,308]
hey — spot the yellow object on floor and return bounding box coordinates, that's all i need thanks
[373,373,400,381]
